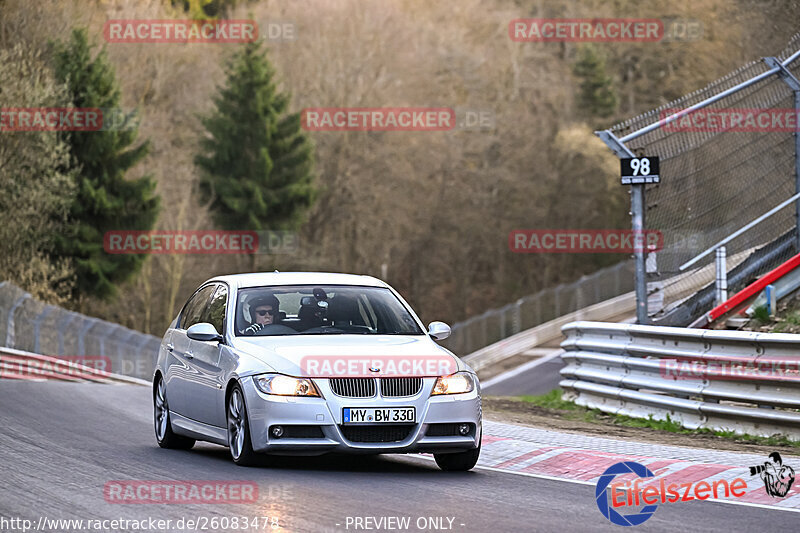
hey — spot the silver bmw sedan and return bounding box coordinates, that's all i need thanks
[153,272,482,471]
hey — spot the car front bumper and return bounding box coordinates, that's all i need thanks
[241,376,482,455]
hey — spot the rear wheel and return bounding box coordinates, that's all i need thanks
[227,384,258,466]
[154,377,195,450]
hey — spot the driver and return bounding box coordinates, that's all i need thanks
[243,294,280,335]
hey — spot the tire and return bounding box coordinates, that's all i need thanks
[154,376,195,450]
[227,384,259,466]
[434,440,481,472]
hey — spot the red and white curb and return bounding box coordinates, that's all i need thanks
[0,347,148,385]
[478,420,800,509]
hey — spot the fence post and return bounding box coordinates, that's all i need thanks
[5,293,31,348]
[764,57,800,250]
[596,130,648,324]
[715,246,728,305]
[32,307,55,354]
[554,285,562,317]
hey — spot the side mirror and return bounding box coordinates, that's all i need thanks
[187,322,223,342]
[427,321,451,341]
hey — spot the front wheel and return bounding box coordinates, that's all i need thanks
[154,377,195,450]
[227,384,258,466]
[434,441,481,472]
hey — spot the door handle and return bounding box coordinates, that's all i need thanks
[166,343,174,352]
[185,351,194,359]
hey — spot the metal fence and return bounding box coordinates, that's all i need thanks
[599,33,800,325]
[443,260,634,356]
[560,321,800,440]
[0,282,161,380]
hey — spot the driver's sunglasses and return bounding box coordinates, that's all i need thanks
[255,309,276,317]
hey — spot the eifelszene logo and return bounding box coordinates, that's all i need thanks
[750,452,795,497]
[595,462,659,527]
[597,455,795,526]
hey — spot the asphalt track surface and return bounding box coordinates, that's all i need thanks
[1,381,797,532]
[482,355,564,396]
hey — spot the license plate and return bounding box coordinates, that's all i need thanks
[342,407,415,424]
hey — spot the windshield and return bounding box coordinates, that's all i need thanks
[234,285,424,336]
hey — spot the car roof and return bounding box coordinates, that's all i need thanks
[205,272,389,290]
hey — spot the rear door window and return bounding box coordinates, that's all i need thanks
[202,285,228,334]
[179,285,216,329]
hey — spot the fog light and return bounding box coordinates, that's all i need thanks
[458,424,470,436]
[271,426,284,438]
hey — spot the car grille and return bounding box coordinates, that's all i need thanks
[340,424,415,443]
[328,377,423,398]
[329,378,376,398]
[380,377,422,397]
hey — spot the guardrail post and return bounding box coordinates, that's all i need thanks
[764,56,800,250]
[766,284,777,316]
[596,130,648,324]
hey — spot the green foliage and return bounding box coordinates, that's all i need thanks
[50,28,160,299]
[752,305,771,323]
[519,389,578,410]
[170,0,243,19]
[783,311,800,325]
[573,45,617,118]
[196,41,316,233]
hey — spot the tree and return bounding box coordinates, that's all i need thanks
[573,45,617,118]
[0,44,76,303]
[51,28,160,299]
[196,41,316,240]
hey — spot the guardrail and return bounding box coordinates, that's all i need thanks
[560,321,800,440]
[0,282,161,380]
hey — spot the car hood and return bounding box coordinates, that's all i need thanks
[231,334,465,377]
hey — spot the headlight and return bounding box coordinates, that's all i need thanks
[432,372,475,395]
[254,374,320,397]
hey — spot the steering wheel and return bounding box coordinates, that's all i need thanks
[241,324,297,336]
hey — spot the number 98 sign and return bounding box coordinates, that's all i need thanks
[621,157,660,185]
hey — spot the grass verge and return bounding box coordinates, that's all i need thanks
[516,389,800,450]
